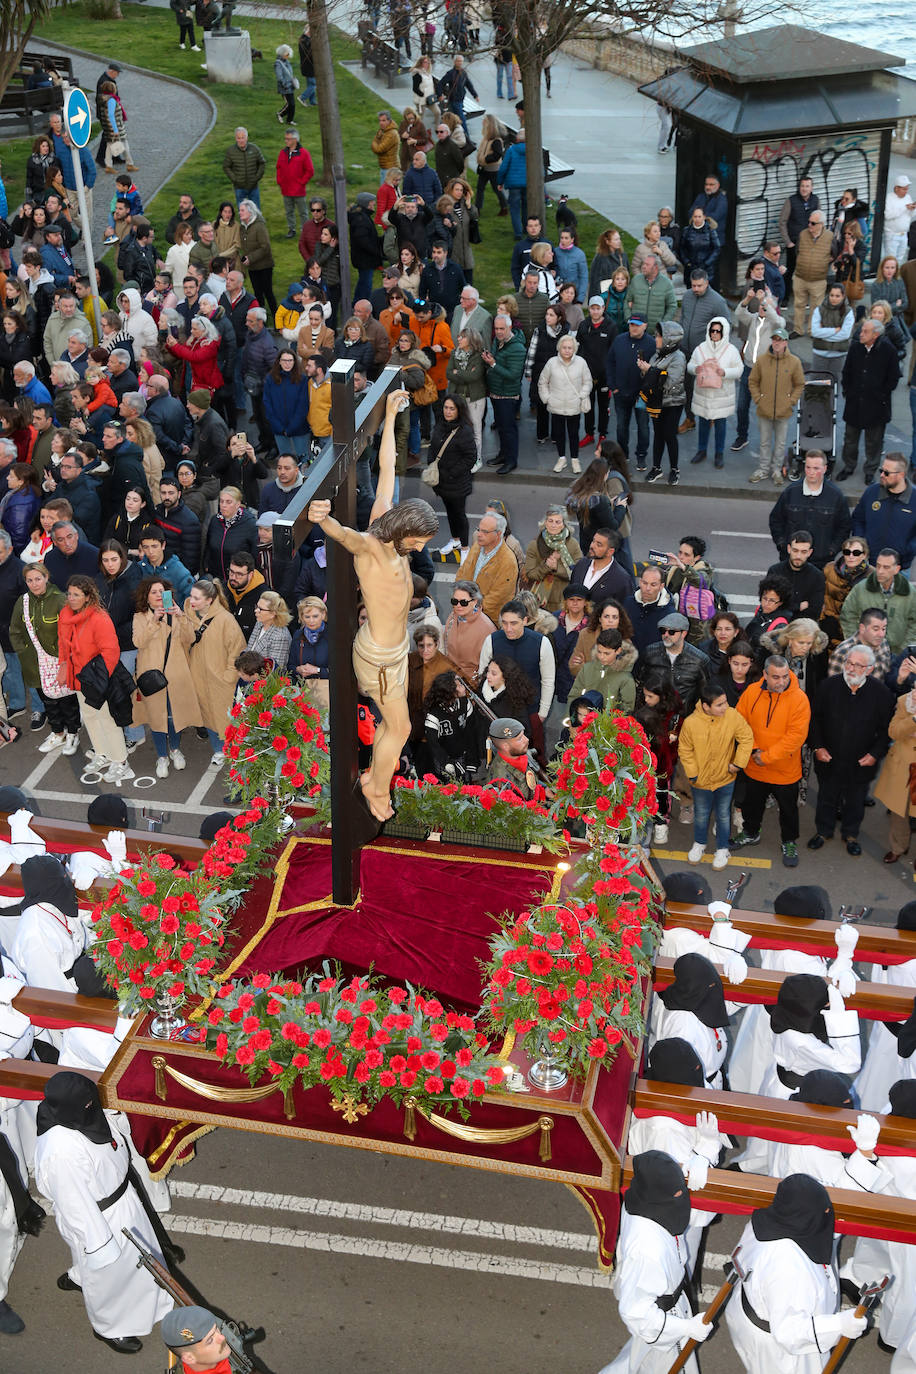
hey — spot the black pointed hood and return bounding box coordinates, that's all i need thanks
[658,952,729,1028]
[36,1071,112,1144]
[751,1174,835,1264]
[624,1150,691,1237]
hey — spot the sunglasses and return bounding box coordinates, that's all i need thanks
[450,597,471,607]
[879,468,901,476]
[843,547,865,556]
[660,628,681,636]
[709,328,723,334]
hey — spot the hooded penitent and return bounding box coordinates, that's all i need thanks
[751,1174,835,1264]
[789,1069,855,1109]
[7,854,78,922]
[773,885,831,922]
[662,870,712,906]
[624,1149,691,1236]
[36,1070,113,1145]
[657,952,729,1029]
[767,972,830,1043]
[646,1037,705,1088]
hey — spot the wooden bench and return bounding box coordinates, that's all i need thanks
[360,29,402,89]
[0,84,64,135]
[18,52,78,85]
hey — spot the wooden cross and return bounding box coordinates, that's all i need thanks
[274,359,403,907]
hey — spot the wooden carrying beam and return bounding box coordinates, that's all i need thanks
[12,987,120,1032]
[0,1059,100,1099]
[664,901,916,966]
[632,1079,916,1153]
[652,956,914,1019]
[0,815,209,864]
[621,1159,916,1243]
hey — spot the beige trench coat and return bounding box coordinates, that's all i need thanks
[130,610,202,734]
[182,601,246,738]
[874,695,916,819]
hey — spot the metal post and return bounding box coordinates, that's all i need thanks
[62,83,104,342]
[327,360,360,905]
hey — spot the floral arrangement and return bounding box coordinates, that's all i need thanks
[552,708,657,842]
[224,671,331,820]
[205,966,508,1117]
[90,800,279,1015]
[391,775,565,852]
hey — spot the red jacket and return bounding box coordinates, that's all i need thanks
[276,145,314,199]
[167,337,223,392]
[57,604,120,691]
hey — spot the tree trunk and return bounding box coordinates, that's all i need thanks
[309,0,345,186]
[0,16,35,102]
[518,50,545,225]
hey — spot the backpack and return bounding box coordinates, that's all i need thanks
[678,569,717,625]
[0,219,13,251]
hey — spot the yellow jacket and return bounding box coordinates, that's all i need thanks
[275,302,302,335]
[677,702,754,791]
[308,378,332,436]
[371,125,400,169]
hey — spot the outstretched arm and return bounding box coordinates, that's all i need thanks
[306,499,366,555]
[369,389,410,526]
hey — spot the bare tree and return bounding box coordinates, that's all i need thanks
[0,0,54,99]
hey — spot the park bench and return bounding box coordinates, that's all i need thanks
[359,26,402,89]
[0,84,63,136]
[19,51,79,85]
[466,101,575,184]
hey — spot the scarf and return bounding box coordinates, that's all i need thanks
[529,526,575,606]
[303,624,324,646]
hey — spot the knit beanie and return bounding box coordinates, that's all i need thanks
[188,389,211,409]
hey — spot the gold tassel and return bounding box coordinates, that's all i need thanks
[538,1115,554,1163]
[152,1055,167,1103]
[283,1085,295,1120]
[403,1095,417,1142]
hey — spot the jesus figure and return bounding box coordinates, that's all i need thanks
[307,390,439,821]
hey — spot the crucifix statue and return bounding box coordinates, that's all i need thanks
[273,361,438,903]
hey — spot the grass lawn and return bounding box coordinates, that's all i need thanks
[10,3,634,309]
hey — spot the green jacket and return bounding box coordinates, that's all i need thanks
[222,141,266,190]
[9,584,67,689]
[515,290,549,344]
[626,272,677,329]
[239,216,274,271]
[446,347,487,402]
[840,570,916,652]
[486,331,526,398]
[573,661,637,712]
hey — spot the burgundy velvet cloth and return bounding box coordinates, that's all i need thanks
[236,843,552,1011]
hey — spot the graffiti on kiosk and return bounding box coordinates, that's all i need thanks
[735,127,881,269]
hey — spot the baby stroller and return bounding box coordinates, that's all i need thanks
[784,367,838,480]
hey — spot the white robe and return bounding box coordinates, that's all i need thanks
[34,1124,174,1339]
[650,1006,730,1088]
[9,901,85,1049]
[60,1023,170,1214]
[729,948,828,1096]
[600,1211,699,1374]
[725,1223,841,1373]
[841,1152,916,1349]
[770,1140,890,1194]
[892,1311,916,1374]
[0,954,34,1304]
[627,1114,726,1271]
[856,957,916,1110]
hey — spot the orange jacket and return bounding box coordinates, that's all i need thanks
[736,671,811,785]
[87,377,118,413]
[57,603,121,692]
[415,314,453,392]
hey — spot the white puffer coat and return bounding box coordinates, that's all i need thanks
[686,315,743,420]
[537,340,593,417]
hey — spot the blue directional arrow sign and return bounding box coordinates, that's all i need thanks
[64,87,92,148]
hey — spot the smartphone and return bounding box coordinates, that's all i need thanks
[647,549,669,567]
[162,589,174,611]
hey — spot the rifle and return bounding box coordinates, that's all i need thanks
[465,680,552,790]
[821,1274,892,1374]
[121,1229,258,1374]
[665,1244,748,1374]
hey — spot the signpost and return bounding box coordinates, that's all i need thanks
[62,86,104,345]
[274,360,403,905]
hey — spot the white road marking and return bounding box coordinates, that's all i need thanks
[20,753,60,792]
[170,1181,597,1251]
[164,1214,614,1287]
[711,531,771,539]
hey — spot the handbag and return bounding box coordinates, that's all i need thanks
[908,761,916,809]
[695,358,723,388]
[108,139,125,158]
[137,627,172,696]
[421,427,456,486]
[845,257,865,302]
[412,372,439,406]
[469,217,481,245]
[21,595,71,699]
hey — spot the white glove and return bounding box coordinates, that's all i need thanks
[827,981,846,1013]
[723,952,748,984]
[838,1310,867,1340]
[103,830,127,868]
[694,1109,721,1161]
[847,1112,881,1155]
[686,1153,709,1191]
[834,923,859,956]
[828,957,857,999]
[684,1315,713,1343]
[707,901,732,923]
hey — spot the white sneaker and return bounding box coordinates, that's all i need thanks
[712,848,730,870]
[688,842,705,864]
[571,457,581,474]
[553,456,567,473]
[84,753,111,770]
[61,733,80,756]
[103,761,134,783]
[156,757,169,778]
[436,538,458,556]
[38,733,66,753]
[652,823,669,845]
[209,752,225,767]
[179,41,185,48]
[170,748,186,770]
[191,43,201,51]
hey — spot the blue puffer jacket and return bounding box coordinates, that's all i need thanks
[0,487,40,554]
[263,372,311,437]
[497,142,527,189]
[554,244,588,303]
